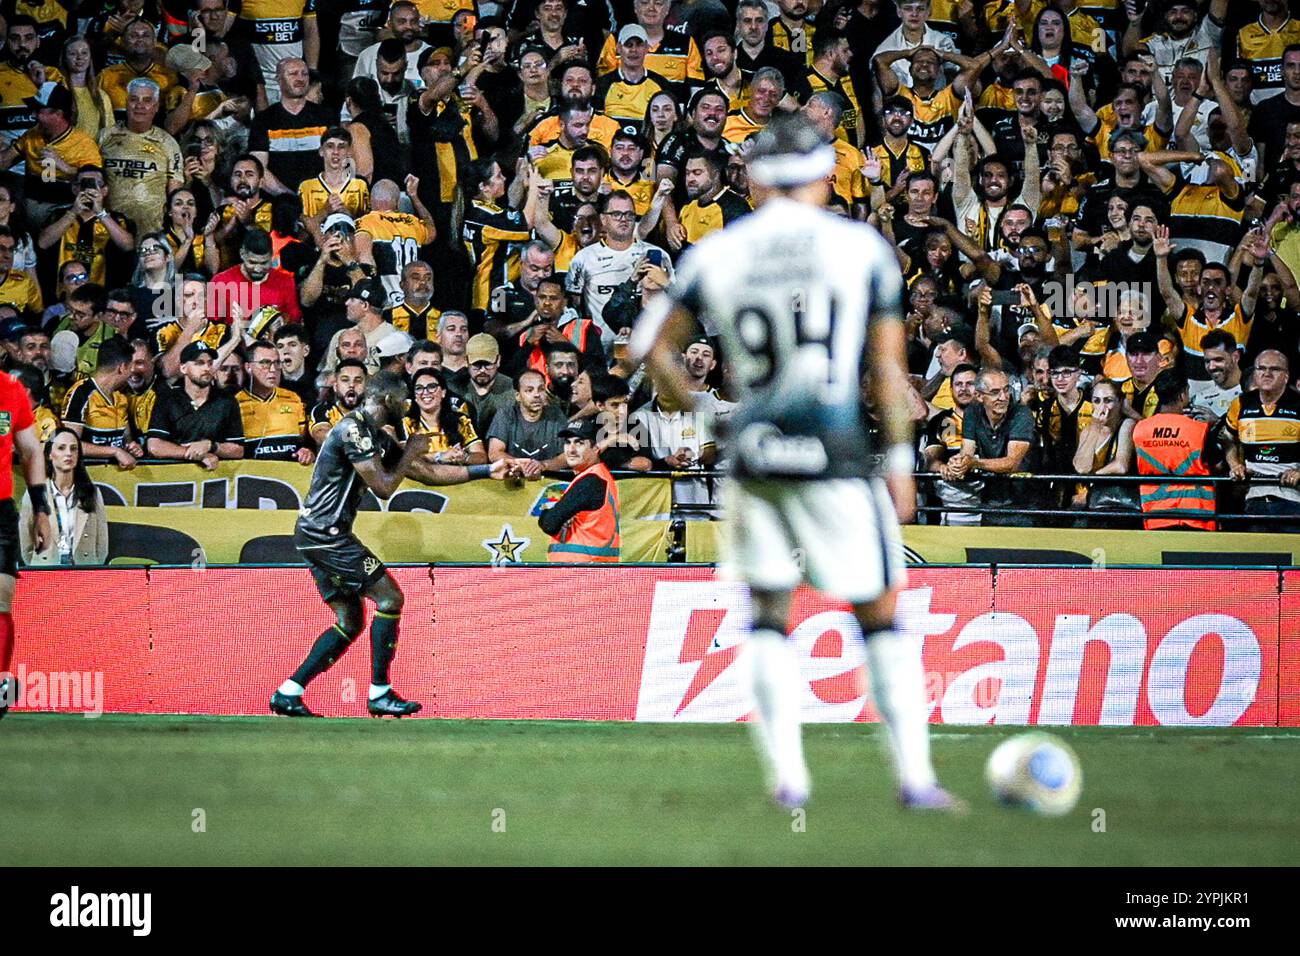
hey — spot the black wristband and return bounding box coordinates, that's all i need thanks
[467,464,491,480]
[28,482,49,514]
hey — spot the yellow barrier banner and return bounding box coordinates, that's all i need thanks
[685,521,1300,567]
[105,507,673,565]
[82,461,671,521]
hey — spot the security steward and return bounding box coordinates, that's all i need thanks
[1132,371,1218,530]
[538,417,621,562]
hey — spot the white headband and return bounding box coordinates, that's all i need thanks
[747,144,836,188]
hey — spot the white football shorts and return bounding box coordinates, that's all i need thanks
[720,476,907,604]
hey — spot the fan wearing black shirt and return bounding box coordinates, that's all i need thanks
[248,59,334,196]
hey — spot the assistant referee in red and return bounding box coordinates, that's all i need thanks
[0,367,53,720]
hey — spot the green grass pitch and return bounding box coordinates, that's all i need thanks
[3,715,1298,866]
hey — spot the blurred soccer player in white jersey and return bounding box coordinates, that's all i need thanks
[631,114,962,812]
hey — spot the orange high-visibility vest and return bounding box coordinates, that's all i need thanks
[521,319,596,382]
[547,461,621,562]
[1133,413,1216,530]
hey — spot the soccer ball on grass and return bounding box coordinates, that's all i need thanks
[985,733,1082,816]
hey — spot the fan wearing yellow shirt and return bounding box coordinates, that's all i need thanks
[596,0,703,83]
[356,175,436,304]
[97,19,180,124]
[677,150,750,246]
[767,0,816,66]
[531,101,596,181]
[299,127,371,227]
[806,30,864,147]
[237,341,314,463]
[0,82,101,211]
[723,68,784,144]
[804,91,869,219]
[874,45,989,151]
[1069,72,1172,162]
[0,17,66,150]
[0,227,43,320]
[386,261,441,338]
[413,0,475,28]
[462,157,531,312]
[603,128,657,217]
[593,27,673,125]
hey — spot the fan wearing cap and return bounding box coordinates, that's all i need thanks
[536,417,621,563]
[595,26,674,126]
[603,126,657,216]
[162,42,236,136]
[323,278,397,373]
[0,82,102,215]
[298,127,371,230]
[457,332,514,433]
[407,46,477,219]
[372,329,415,375]
[97,19,181,123]
[596,0,703,84]
[1117,330,1167,420]
[145,339,245,467]
[236,340,312,463]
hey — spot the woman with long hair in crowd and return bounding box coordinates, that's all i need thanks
[162,187,221,276]
[0,182,38,288]
[60,36,116,140]
[20,428,109,566]
[1072,378,1137,524]
[642,89,681,168]
[400,368,487,465]
[179,120,227,215]
[514,46,553,139]
[129,232,180,333]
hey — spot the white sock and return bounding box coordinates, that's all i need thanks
[865,629,937,793]
[278,680,305,697]
[748,629,809,795]
[368,684,391,701]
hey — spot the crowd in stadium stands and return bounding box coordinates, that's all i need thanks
[1,0,1300,546]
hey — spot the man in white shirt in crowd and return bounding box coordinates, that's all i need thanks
[566,190,672,344]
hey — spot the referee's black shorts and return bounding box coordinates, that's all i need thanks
[295,531,387,604]
[0,498,19,578]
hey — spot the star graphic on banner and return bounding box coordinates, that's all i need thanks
[483,524,530,565]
